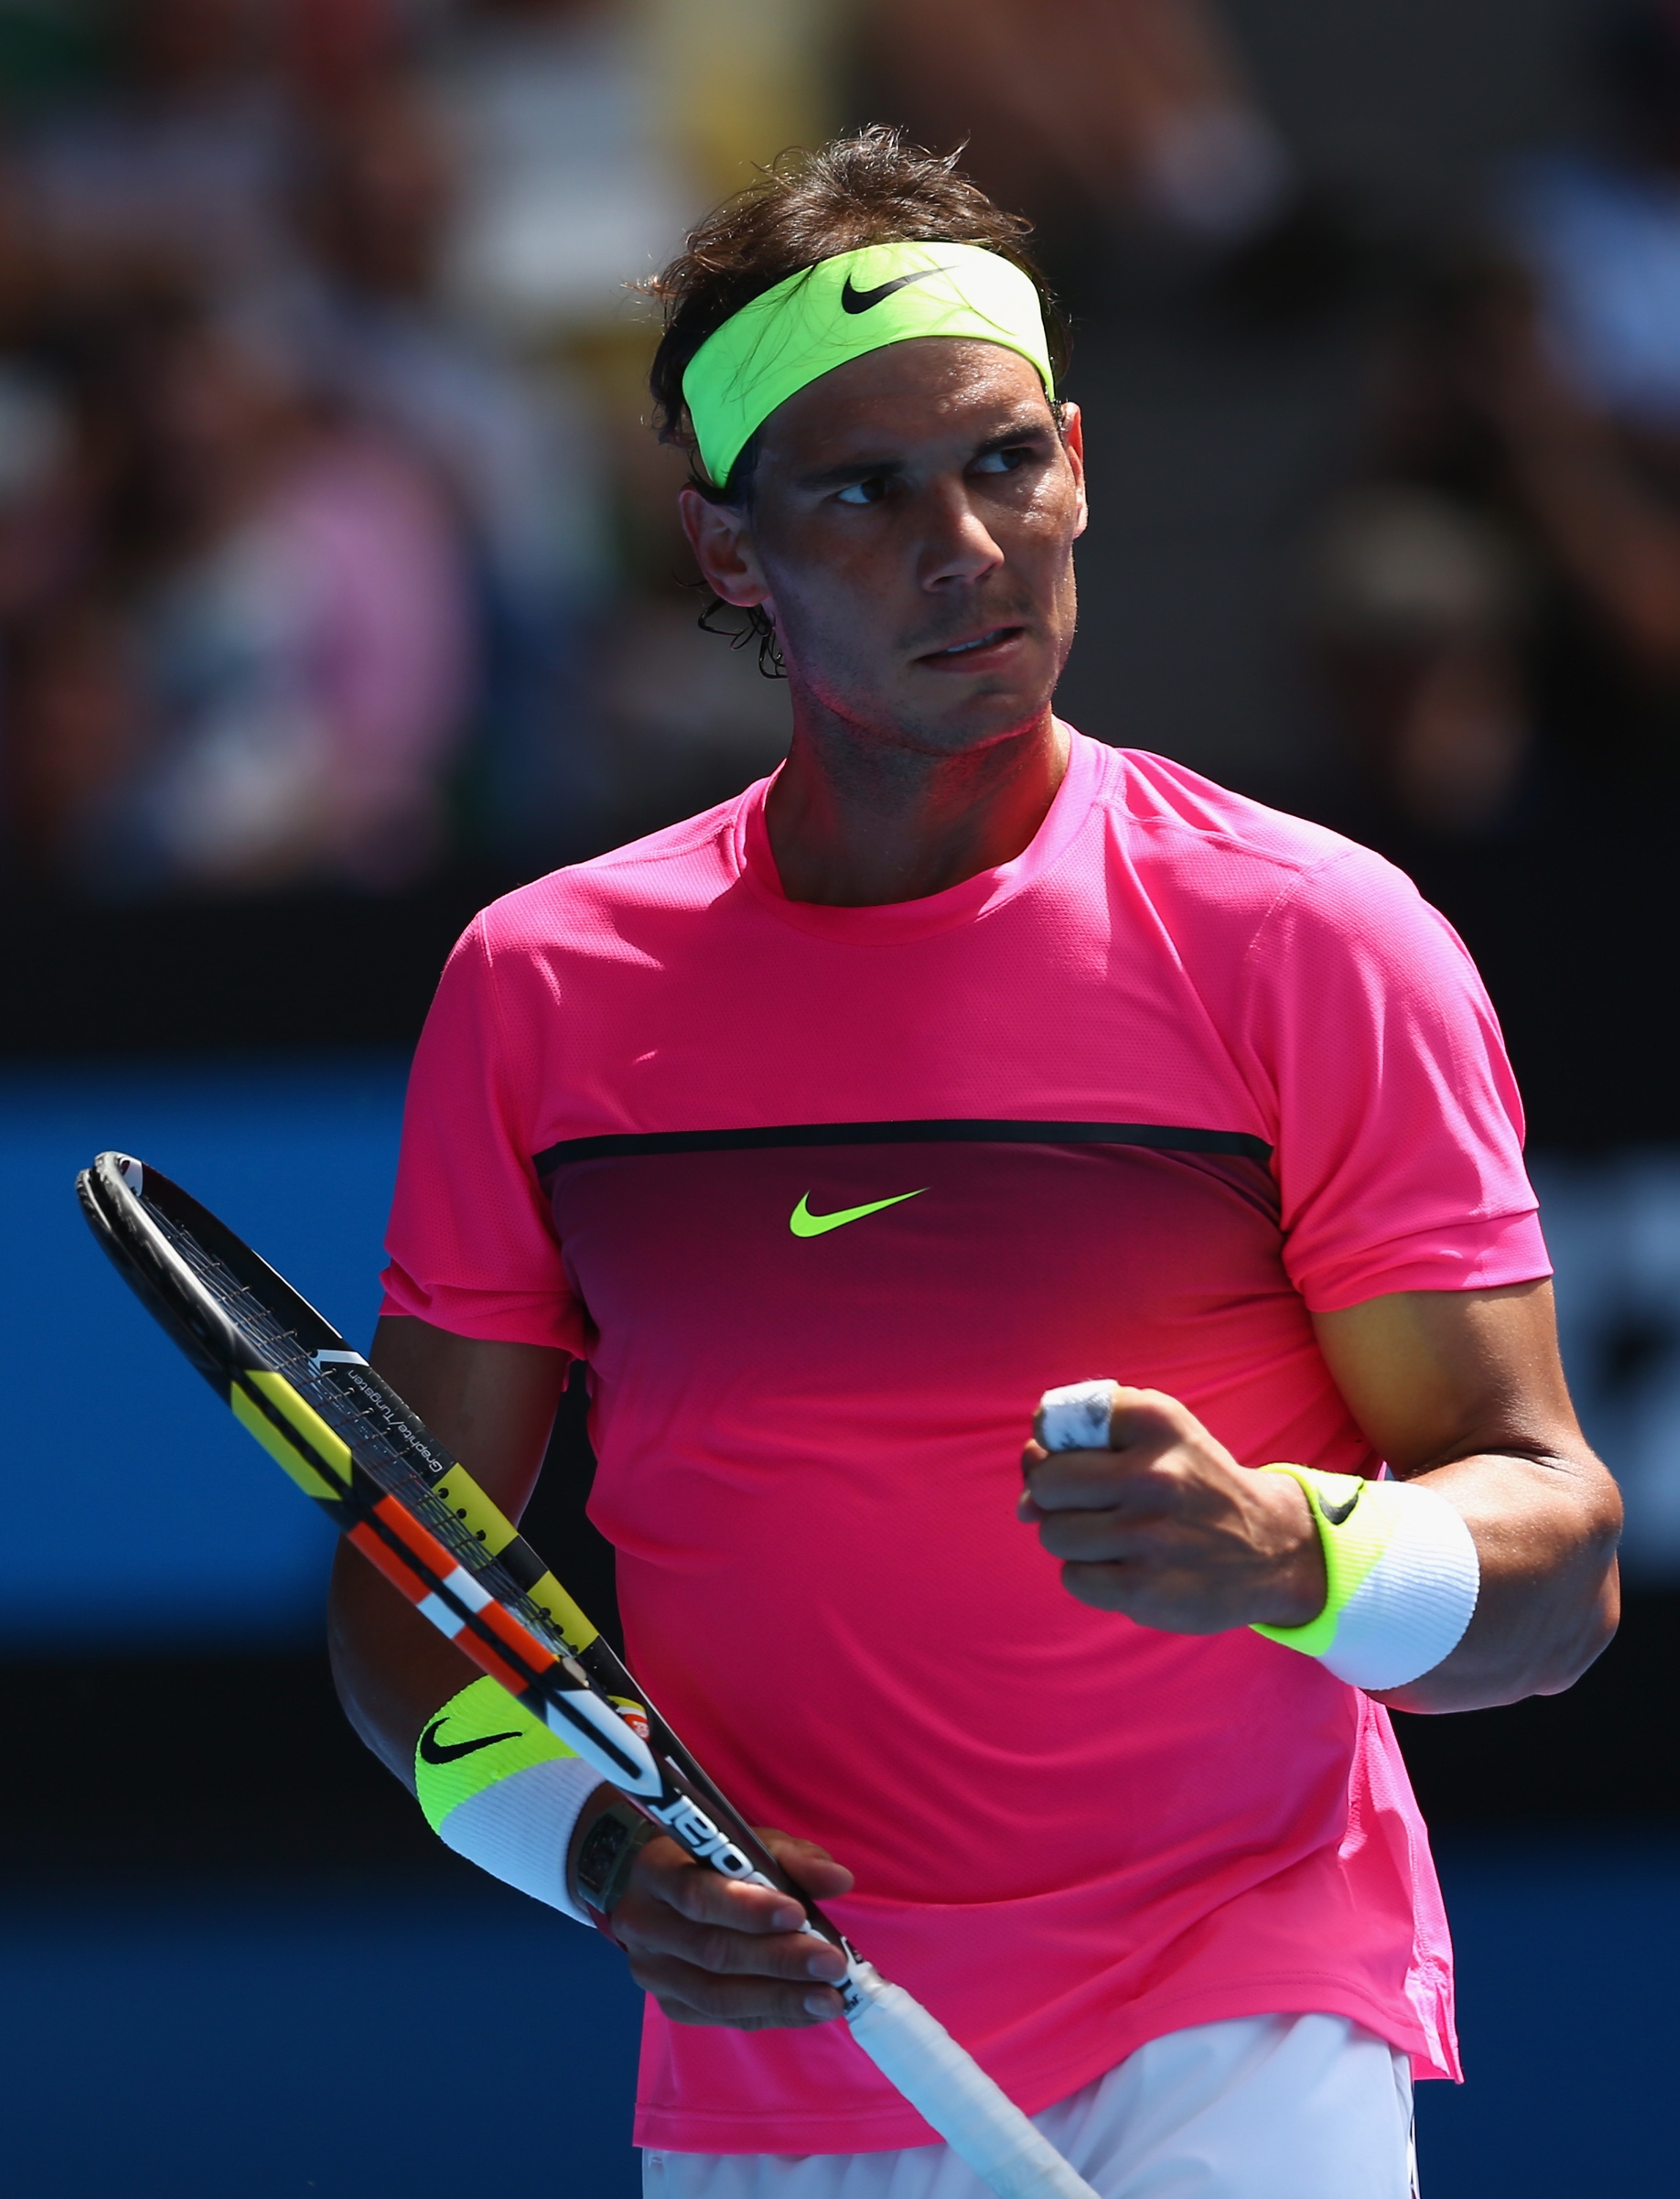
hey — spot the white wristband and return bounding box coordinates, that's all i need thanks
[435,1755,603,1924]
[1259,1465,1481,1691]
[416,1676,603,1923]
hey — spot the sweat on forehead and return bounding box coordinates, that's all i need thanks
[681,241,1055,490]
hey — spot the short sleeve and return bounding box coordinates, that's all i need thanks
[380,916,588,1352]
[1240,849,1551,1313]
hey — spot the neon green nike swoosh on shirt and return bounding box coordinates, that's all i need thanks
[789,1189,926,1237]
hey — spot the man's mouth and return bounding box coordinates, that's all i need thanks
[918,625,1026,665]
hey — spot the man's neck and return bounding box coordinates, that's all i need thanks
[763,704,1069,907]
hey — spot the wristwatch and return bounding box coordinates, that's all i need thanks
[573,1798,657,1919]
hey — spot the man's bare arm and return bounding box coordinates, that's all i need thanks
[1314,1281,1621,1711]
[1020,1281,1621,1714]
[326,1314,571,1786]
[326,1314,855,2025]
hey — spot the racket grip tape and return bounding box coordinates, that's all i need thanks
[844,1973,1100,2199]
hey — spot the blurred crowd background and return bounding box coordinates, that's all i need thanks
[5,4,1680,2194]
[1,0,1677,908]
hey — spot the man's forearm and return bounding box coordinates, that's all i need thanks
[328,1318,572,1786]
[1376,1448,1621,1714]
[1024,1337,1622,1717]
[327,1540,485,1787]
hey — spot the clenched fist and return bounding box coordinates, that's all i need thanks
[1020,1386,1326,1633]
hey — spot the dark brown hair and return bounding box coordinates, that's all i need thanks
[646,125,1069,501]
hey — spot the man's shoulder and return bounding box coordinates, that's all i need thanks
[1098,745,1413,930]
[474,786,758,961]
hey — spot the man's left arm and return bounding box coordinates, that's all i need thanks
[1313,1278,1619,1709]
[1020,1280,1621,1712]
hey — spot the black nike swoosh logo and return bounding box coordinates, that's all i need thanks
[419,1716,522,1766]
[840,265,955,315]
[1319,1485,1362,1528]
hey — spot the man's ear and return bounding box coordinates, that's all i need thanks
[1058,402,1088,540]
[679,485,770,608]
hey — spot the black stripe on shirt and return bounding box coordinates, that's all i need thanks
[533,1119,1273,1177]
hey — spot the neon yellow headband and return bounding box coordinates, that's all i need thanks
[682,240,1055,488]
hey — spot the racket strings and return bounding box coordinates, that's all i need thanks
[122,1173,785,1908]
[146,1201,540,1606]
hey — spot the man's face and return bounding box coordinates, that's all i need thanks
[681,340,1086,756]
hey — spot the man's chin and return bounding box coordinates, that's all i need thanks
[873,689,1057,759]
[902,663,1058,742]
[787,647,1061,756]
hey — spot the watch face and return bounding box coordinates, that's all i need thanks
[578,1815,629,1892]
[578,1805,649,1911]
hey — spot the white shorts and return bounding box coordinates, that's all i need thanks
[642,2012,1418,2199]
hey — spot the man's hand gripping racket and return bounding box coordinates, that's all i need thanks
[77,1153,1099,2199]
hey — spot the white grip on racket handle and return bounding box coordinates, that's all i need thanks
[844,1967,1099,2199]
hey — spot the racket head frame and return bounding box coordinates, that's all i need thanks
[77,1151,841,1924]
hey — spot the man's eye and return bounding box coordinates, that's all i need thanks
[835,477,887,506]
[973,446,1028,475]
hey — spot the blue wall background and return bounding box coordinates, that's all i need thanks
[1,1057,407,1645]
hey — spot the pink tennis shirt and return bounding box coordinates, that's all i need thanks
[382,730,1550,2155]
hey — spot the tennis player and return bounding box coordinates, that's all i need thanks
[330,131,1621,2198]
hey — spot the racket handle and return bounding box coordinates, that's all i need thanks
[844,1968,1100,2199]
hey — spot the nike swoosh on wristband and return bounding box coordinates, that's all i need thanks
[839,267,955,314]
[1319,1485,1363,1528]
[419,1717,523,1765]
[789,1189,926,1237]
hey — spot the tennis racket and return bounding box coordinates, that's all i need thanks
[78,1151,1099,2199]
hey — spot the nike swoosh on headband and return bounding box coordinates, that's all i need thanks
[419,1716,523,1766]
[682,242,1053,487]
[840,265,956,314]
[790,1189,926,1237]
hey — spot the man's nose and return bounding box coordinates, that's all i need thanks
[918,482,1006,588]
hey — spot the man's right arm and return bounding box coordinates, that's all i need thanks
[327,1314,852,2025]
[327,1313,572,1786]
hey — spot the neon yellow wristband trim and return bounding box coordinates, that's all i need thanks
[1250,1465,1393,1658]
[682,240,1055,487]
[414,1675,577,1832]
